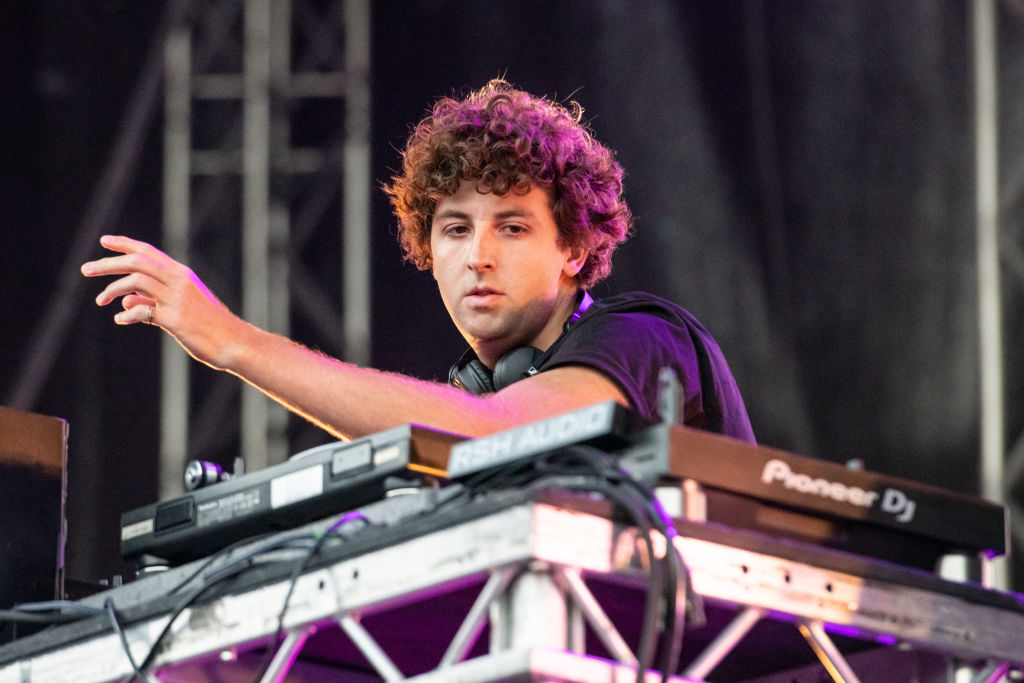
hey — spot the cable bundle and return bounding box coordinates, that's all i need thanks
[455,444,701,683]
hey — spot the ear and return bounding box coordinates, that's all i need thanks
[563,246,588,278]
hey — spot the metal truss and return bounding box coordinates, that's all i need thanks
[3,499,1021,682]
[995,0,1024,595]
[160,0,371,498]
[975,0,1024,592]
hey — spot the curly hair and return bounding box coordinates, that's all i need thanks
[384,80,633,289]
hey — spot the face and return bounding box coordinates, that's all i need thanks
[430,181,586,366]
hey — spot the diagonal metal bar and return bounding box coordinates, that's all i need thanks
[798,620,861,683]
[977,660,1011,683]
[338,614,404,682]
[555,566,637,666]
[683,606,763,680]
[439,566,521,668]
[258,626,312,683]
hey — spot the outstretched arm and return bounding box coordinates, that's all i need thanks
[81,235,627,440]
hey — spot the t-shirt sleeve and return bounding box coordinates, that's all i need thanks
[541,311,705,425]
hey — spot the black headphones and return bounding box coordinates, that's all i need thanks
[448,292,593,395]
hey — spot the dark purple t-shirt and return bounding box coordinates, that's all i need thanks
[536,292,755,443]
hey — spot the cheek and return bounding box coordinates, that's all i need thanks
[429,239,447,280]
[430,255,458,296]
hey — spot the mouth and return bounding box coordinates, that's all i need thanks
[465,287,503,304]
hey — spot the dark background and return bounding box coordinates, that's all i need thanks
[2,1,1023,590]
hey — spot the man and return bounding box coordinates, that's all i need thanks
[81,80,754,444]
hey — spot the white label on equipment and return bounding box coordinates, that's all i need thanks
[121,518,154,542]
[270,465,324,509]
[374,444,401,465]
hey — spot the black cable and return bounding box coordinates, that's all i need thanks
[528,474,662,683]
[479,452,662,683]
[574,447,688,679]
[453,454,678,683]
[200,529,317,586]
[247,510,369,683]
[510,446,690,683]
[0,610,78,625]
[1,600,107,642]
[563,445,697,682]
[130,530,321,680]
[126,569,231,682]
[0,601,105,625]
[165,530,290,596]
[105,598,150,683]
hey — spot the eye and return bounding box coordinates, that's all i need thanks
[443,224,469,236]
[501,223,527,235]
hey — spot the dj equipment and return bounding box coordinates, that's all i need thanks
[119,424,462,563]
[436,401,1007,570]
[448,291,593,394]
[123,399,1007,574]
[660,420,1007,569]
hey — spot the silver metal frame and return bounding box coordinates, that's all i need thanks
[1,501,1021,682]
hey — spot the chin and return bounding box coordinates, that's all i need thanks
[463,329,511,348]
[456,316,507,340]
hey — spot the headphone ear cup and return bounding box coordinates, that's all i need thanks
[491,346,543,392]
[449,358,496,395]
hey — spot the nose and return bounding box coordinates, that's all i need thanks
[467,229,496,270]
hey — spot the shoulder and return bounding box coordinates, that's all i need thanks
[582,291,708,335]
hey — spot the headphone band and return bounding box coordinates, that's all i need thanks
[449,290,593,394]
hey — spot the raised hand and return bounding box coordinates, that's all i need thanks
[81,234,244,369]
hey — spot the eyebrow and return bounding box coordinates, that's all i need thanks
[434,208,537,221]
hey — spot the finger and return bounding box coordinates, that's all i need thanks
[94,272,164,307]
[82,251,161,279]
[99,234,173,260]
[114,304,154,326]
[81,236,173,277]
[121,294,156,311]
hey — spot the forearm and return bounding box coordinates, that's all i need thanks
[218,319,630,441]
[218,320,512,439]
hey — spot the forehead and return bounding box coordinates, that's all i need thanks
[433,181,553,218]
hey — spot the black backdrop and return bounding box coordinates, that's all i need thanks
[2,1,1023,589]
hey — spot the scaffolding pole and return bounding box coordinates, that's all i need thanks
[972,0,1007,589]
